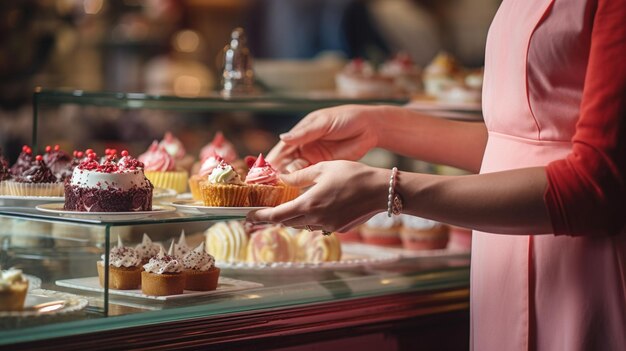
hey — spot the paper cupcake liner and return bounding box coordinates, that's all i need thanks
[0,181,7,195]
[248,184,284,207]
[200,182,250,207]
[188,175,204,201]
[6,181,64,197]
[281,185,300,203]
[144,171,189,193]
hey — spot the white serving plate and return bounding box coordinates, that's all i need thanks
[35,204,176,221]
[55,276,263,301]
[170,200,266,216]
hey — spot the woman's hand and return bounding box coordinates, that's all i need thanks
[267,105,383,172]
[247,160,389,232]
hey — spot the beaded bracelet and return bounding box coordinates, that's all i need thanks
[387,167,403,217]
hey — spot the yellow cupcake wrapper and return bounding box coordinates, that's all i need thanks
[188,175,204,201]
[248,184,285,207]
[144,171,189,194]
[200,182,250,207]
[281,185,301,203]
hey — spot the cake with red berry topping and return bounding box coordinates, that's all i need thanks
[64,150,153,212]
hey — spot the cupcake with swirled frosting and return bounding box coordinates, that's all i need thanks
[96,237,142,290]
[139,140,189,193]
[135,233,163,264]
[141,241,185,296]
[182,242,220,291]
[6,154,64,197]
[159,132,194,172]
[0,148,11,195]
[188,155,221,201]
[199,159,250,207]
[245,153,285,207]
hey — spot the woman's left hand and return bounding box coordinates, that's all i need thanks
[247,161,388,232]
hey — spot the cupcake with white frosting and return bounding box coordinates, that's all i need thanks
[400,215,449,250]
[141,241,185,296]
[199,159,250,207]
[174,230,190,258]
[96,237,142,290]
[182,243,220,291]
[135,233,163,264]
[360,212,402,247]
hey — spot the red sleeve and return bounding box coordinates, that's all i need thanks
[544,0,626,236]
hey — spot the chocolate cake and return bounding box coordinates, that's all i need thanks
[64,150,153,212]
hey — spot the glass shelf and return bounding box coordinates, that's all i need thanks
[34,88,409,113]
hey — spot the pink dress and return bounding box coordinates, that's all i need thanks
[473,0,626,349]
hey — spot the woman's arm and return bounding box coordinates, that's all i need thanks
[374,106,488,173]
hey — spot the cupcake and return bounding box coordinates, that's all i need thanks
[335,58,399,98]
[245,154,284,207]
[159,132,194,172]
[96,237,142,290]
[379,52,423,94]
[141,242,185,296]
[204,220,248,263]
[400,215,449,250]
[181,242,220,291]
[199,131,238,164]
[135,233,163,264]
[0,148,10,195]
[244,155,298,204]
[0,267,29,311]
[174,230,190,258]
[42,144,73,181]
[188,156,221,201]
[423,52,461,98]
[295,230,342,263]
[247,225,297,263]
[199,160,250,207]
[139,140,189,193]
[360,212,402,246]
[6,155,64,197]
[10,145,34,177]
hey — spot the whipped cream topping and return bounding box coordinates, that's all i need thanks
[105,237,141,268]
[366,212,401,228]
[200,131,238,163]
[0,267,26,290]
[143,245,183,274]
[159,132,186,160]
[135,233,162,261]
[70,168,150,190]
[208,160,243,185]
[175,230,190,258]
[138,141,176,172]
[198,156,222,177]
[400,215,441,229]
[182,243,215,271]
[245,153,279,185]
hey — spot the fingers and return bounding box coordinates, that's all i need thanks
[279,164,321,188]
[279,112,330,146]
[284,158,310,173]
[266,141,296,166]
[247,199,303,224]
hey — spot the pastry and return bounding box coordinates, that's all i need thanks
[247,225,297,263]
[0,147,10,195]
[199,159,250,207]
[139,141,189,193]
[9,145,34,177]
[0,267,29,311]
[335,58,399,98]
[400,215,449,250]
[204,220,248,263]
[174,230,190,258]
[188,156,221,201]
[64,150,153,212]
[360,212,402,246]
[182,242,220,291]
[295,230,342,263]
[6,155,64,197]
[199,131,238,164]
[96,237,142,290]
[245,153,284,207]
[42,144,73,181]
[159,132,194,172]
[141,242,185,296]
[423,51,461,98]
[135,233,163,264]
[379,52,423,94]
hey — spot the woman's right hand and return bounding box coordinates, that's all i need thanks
[267,104,383,172]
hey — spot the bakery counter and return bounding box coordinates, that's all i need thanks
[0,209,470,350]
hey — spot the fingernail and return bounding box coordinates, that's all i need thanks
[279,133,293,140]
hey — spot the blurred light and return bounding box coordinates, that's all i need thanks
[245,294,261,299]
[380,279,392,285]
[84,0,103,15]
[174,30,200,53]
[174,75,202,97]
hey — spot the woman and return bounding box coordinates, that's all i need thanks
[249,0,626,350]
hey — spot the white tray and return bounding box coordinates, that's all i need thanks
[55,276,263,301]
[216,243,400,273]
[170,200,266,216]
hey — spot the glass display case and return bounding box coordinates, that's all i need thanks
[1,90,470,350]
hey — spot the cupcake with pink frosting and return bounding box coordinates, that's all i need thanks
[244,153,284,207]
[188,155,222,201]
[139,140,189,193]
[199,131,238,164]
[159,132,194,172]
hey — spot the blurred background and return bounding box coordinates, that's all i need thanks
[0,0,499,168]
